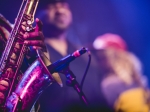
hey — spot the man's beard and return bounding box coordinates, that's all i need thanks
[52,22,68,31]
[43,23,68,37]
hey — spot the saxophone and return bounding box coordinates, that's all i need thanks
[0,0,54,111]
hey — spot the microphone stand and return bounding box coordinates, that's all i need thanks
[60,66,88,106]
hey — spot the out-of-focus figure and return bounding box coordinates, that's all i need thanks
[38,0,102,112]
[93,33,150,112]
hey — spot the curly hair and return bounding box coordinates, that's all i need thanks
[97,47,146,87]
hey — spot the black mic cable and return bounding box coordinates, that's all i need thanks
[80,49,91,90]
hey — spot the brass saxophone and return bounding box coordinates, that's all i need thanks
[0,0,55,111]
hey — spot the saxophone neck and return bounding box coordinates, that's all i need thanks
[25,0,39,23]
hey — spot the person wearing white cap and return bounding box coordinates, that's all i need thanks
[93,33,149,112]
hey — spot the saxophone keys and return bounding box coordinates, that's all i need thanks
[26,27,31,32]
[15,42,21,49]
[27,20,32,25]
[10,53,17,60]
[26,19,34,32]
[4,68,14,79]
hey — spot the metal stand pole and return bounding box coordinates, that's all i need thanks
[60,67,88,106]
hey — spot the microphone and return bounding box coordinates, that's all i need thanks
[47,47,87,73]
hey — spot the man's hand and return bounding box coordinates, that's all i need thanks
[0,18,46,105]
[0,80,9,104]
[22,18,46,50]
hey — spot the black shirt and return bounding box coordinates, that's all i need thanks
[39,40,104,112]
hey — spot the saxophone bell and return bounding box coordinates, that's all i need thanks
[6,50,54,112]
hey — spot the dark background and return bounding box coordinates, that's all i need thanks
[0,0,150,86]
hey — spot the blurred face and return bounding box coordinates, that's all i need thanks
[45,2,72,31]
[96,50,111,72]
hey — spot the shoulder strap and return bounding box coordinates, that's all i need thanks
[0,14,12,56]
[0,14,12,41]
[0,14,12,32]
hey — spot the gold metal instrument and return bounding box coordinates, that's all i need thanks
[0,0,39,100]
[0,0,54,111]
[0,0,63,111]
